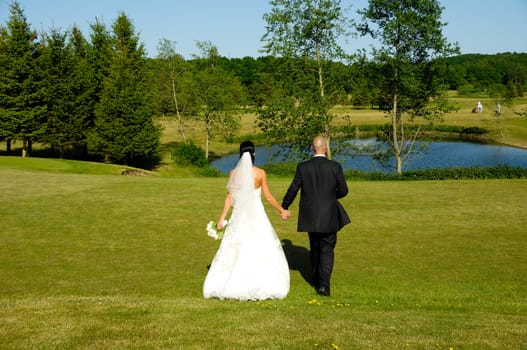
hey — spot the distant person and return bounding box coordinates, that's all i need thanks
[496,102,501,116]
[477,101,483,113]
[281,135,350,296]
[203,141,290,300]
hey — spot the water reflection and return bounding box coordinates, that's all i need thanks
[211,139,527,174]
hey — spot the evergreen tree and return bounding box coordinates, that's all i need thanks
[70,26,96,158]
[0,25,7,151]
[89,13,161,166]
[0,1,45,156]
[84,19,113,159]
[87,19,112,108]
[39,27,80,157]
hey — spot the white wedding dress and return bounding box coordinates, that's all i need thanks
[203,153,290,300]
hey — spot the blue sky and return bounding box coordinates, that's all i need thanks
[1,0,526,59]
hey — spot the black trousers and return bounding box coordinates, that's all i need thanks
[308,232,337,290]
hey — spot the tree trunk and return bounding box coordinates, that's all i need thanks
[395,149,402,174]
[171,72,186,143]
[22,138,28,158]
[6,139,12,154]
[325,133,332,159]
[205,128,210,160]
[316,44,332,159]
[317,46,324,99]
[392,94,402,174]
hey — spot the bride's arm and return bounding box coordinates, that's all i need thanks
[217,169,235,230]
[260,169,287,215]
[217,192,232,230]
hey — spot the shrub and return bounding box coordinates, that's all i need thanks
[198,166,224,177]
[431,125,464,133]
[457,84,475,96]
[460,126,487,135]
[344,166,527,181]
[171,142,208,168]
[260,159,526,181]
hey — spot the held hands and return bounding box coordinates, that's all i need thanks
[280,209,291,220]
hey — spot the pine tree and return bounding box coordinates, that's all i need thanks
[69,26,96,158]
[0,2,46,156]
[90,13,161,166]
[39,27,80,157]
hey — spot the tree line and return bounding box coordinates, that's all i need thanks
[0,2,161,166]
[1,0,526,171]
[442,53,527,99]
[180,53,526,110]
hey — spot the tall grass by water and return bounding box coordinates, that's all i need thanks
[1,157,526,349]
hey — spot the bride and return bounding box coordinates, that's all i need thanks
[203,141,290,300]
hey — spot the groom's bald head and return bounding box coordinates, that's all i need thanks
[312,136,328,155]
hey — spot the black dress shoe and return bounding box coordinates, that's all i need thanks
[317,286,330,296]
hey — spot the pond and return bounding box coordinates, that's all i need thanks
[210,139,527,174]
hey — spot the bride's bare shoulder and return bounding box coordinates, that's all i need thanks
[253,166,266,176]
[253,167,266,187]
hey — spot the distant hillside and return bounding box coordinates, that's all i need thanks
[441,52,527,95]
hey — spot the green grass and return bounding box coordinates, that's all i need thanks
[0,156,151,176]
[1,158,526,349]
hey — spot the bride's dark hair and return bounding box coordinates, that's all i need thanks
[239,141,255,164]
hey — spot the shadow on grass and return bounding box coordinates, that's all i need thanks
[282,239,312,287]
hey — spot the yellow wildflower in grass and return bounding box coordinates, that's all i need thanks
[331,343,339,349]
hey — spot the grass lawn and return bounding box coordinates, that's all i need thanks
[1,158,526,349]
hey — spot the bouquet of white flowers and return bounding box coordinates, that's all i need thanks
[206,220,228,240]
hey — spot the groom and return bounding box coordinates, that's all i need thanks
[281,136,350,296]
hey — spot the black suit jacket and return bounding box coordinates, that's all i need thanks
[282,156,350,233]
